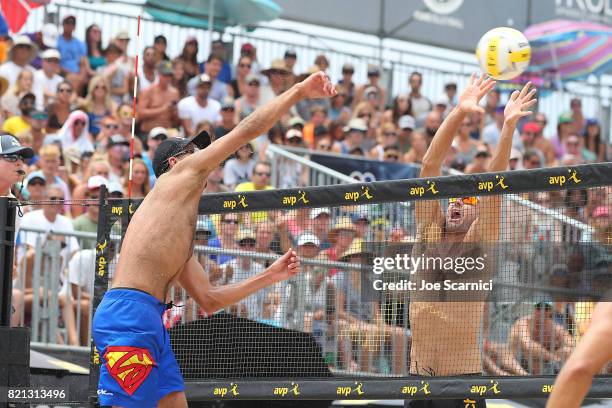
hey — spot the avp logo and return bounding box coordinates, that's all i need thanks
[478,175,508,192]
[223,194,248,210]
[273,382,300,397]
[213,383,239,397]
[542,384,554,394]
[409,180,439,197]
[401,380,431,396]
[549,169,581,187]
[111,205,123,215]
[423,0,464,14]
[470,380,501,396]
[96,240,107,277]
[282,190,310,206]
[337,381,365,397]
[345,186,373,202]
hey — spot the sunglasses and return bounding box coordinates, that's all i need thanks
[223,219,239,224]
[239,240,256,247]
[239,64,252,68]
[384,154,399,160]
[74,120,86,126]
[317,144,331,151]
[59,88,73,93]
[528,160,541,166]
[1,154,25,163]
[104,124,119,130]
[342,70,354,74]
[48,196,64,201]
[449,197,479,206]
[88,195,100,200]
[383,132,397,137]
[254,171,271,177]
[95,85,107,91]
[28,180,45,186]
[359,113,372,119]
[247,82,260,87]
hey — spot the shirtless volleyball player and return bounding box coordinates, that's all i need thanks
[546,294,612,408]
[92,72,336,407]
[406,76,536,408]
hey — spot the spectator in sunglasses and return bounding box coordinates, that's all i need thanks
[228,56,252,99]
[57,110,93,154]
[0,133,34,197]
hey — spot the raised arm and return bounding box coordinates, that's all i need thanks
[417,74,496,231]
[176,72,336,178]
[470,83,536,241]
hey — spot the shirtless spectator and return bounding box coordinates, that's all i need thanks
[139,46,158,92]
[137,61,179,135]
[509,302,574,375]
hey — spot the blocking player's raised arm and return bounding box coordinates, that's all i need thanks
[471,82,536,241]
[417,74,496,231]
[177,72,336,178]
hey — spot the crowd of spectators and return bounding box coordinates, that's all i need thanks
[0,18,610,374]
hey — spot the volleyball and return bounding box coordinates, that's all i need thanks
[476,27,531,80]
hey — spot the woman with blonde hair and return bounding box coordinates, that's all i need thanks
[82,76,117,139]
[122,158,151,198]
[1,69,40,117]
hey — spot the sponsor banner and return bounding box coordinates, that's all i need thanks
[184,377,612,400]
[310,153,419,182]
[197,163,612,214]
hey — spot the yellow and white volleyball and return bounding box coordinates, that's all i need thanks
[476,27,531,80]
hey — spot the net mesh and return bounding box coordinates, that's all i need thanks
[97,182,612,380]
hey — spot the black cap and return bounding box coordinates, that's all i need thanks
[0,133,34,158]
[152,130,211,177]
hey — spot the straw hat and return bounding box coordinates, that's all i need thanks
[9,35,38,61]
[261,59,290,76]
[339,238,373,262]
[327,217,357,243]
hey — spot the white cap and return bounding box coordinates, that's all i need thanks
[398,115,415,130]
[297,233,320,247]
[41,24,59,48]
[310,208,331,219]
[344,118,368,133]
[286,128,302,139]
[88,175,109,190]
[41,48,61,60]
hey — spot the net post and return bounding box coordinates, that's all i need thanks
[88,185,110,406]
[0,197,16,327]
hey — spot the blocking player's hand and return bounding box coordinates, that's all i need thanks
[457,73,496,115]
[504,82,537,126]
[267,249,300,283]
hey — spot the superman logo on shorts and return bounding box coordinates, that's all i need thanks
[104,346,157,396]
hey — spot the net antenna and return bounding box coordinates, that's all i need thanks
[127,16,142,199]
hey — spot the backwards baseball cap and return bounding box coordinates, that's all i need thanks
[152,130,212,177]
[0,133,34,158]
[558,112,574,124]
[398,115,415,130]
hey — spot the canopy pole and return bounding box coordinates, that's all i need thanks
[208,0,215,49]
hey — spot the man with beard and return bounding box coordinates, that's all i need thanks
[406,76,536,408]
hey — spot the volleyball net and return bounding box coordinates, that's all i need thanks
[90,163,612,401]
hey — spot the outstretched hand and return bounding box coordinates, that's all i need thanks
[266,249,300,283]
[457,73,497,114]
[504,82,537,125]
[300,71,337,99]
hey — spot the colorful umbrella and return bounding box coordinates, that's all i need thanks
[0,0,47,34]
[524,19,612,82]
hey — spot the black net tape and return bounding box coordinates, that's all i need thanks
[87,163,612,401]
